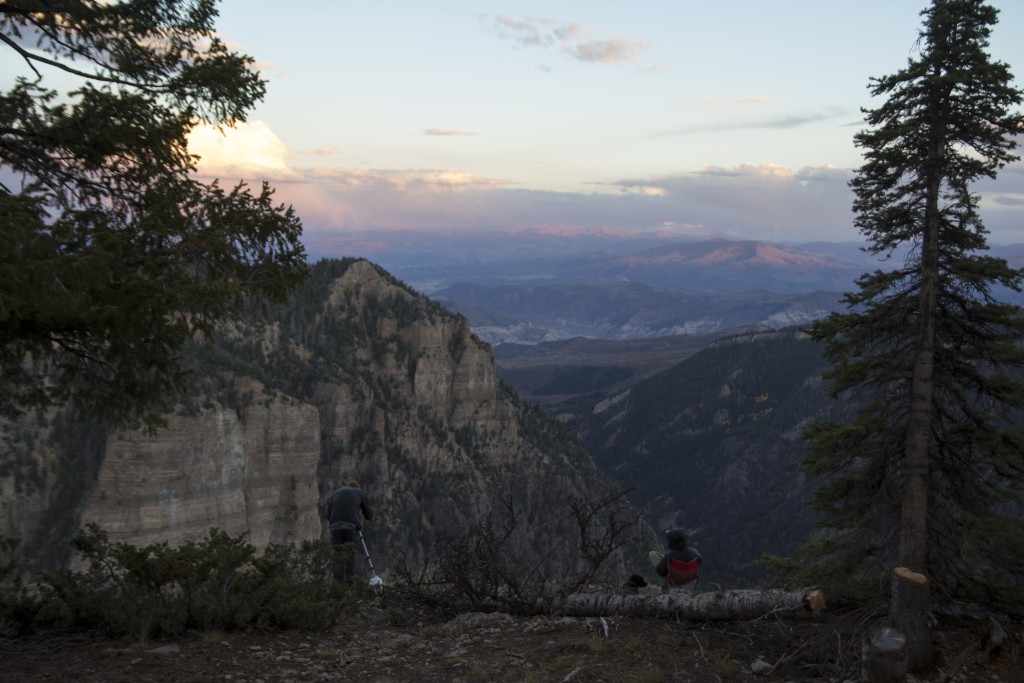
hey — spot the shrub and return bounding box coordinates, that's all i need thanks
[0,535,42,635]
[33,525,364,639]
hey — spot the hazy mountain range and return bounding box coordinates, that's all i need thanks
[305,227,880,294]
[306,227,1024,346]
[306,226,1024,292]
[436,281,843,344]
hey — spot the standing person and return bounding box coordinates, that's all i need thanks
[325,479,374,582]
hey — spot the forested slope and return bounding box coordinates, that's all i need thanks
[576,330,851,584]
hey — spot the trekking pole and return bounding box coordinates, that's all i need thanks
[357,529,384,590]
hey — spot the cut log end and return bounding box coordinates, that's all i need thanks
[803,587,826,618]
[893,566,928,586]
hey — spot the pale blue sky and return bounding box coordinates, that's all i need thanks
[7,1,1024,243]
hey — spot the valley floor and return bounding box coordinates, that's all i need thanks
[2,594,1021,682]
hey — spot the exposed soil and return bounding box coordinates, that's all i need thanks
[2,593,1022,683]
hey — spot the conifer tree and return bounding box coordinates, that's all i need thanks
[0,1,307,427]
[799,0,1024,669]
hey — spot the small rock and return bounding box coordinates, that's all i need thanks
[148,644,180,655]
[750,658,774,675]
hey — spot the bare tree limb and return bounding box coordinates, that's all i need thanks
[0,31,161,90]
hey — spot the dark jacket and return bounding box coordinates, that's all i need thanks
[326,486,373,530]
[655,528,701,577]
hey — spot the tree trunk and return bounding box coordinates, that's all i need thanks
[891,566,932,670]
[892,134,942,672]
[463,587,825,621]
[861,625,908,683]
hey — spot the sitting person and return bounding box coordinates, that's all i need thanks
[649,527,702,588]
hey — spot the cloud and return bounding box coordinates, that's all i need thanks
[188,120,293,178]
[491,16,562,48]
[697,96,775,109]
[304,167,509,194]
[976,159,1024,241]
[423,128,479,137]
[295,146,342,158]
[287,161,863,241]
[652,108,848,138]
[616,183,667,197]
[566,37,647,64]
[488,15,658,71]
[641,64,669,75]
[183,120,1023,246]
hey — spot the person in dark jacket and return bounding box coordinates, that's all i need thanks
[325,479,374,582]
[649,527,701,587]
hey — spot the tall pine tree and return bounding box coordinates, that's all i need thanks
[798,0,1024,669]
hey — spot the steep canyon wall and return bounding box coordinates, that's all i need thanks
[1,259,644,578]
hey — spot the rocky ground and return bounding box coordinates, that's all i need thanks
[2,592,1022,683]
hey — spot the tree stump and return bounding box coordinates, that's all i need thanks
[891,566,932,670]
[861,625,908,682]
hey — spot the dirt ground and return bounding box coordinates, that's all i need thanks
[2,592,1022,683]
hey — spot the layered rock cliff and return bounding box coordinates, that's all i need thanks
[85,394,321,551]
[1,259,647,576]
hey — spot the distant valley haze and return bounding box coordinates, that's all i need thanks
[304,227,876,294]
[304,227,1024,349]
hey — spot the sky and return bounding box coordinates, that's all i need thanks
[13,1,1024,245]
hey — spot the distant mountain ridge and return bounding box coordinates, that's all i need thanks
[306,227,1024,294]
[306,228,884,293]
[307,232,881,344]
[437,279,844,345]
[510,239,868,293]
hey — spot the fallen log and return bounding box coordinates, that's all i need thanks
[553,587,825,621]
[461,587,825,622]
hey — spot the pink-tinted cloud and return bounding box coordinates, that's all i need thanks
[304,167,510,193]
[423,128,479,137]
[185,122,1023,245]
[488,15,660,72]
[565,36,647,64]
[288,162,862,241]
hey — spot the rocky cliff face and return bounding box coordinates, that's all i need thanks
[83,391,321,551]
[2,259,645,577]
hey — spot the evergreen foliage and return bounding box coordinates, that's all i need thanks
[0,0,307,429]
[794,0,1024,620]
[2,525,362,638]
